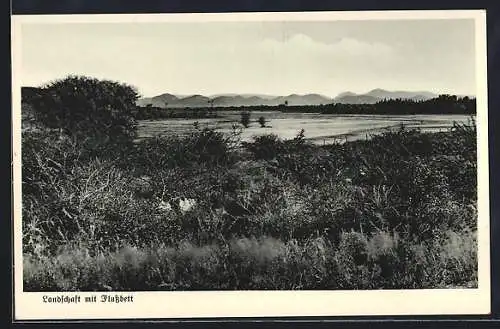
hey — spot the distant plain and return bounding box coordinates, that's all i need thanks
[137,112,473,144]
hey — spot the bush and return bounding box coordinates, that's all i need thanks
[243,134,284,160]
[243,130,312,162]
[240,111,251,128]
[30,75,139,144]
[131,128,239,171]
[258,116,267,128]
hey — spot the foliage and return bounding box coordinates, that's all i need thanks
[164,95,475,115]
[22,94,478,290]
[258,116,267,128]
[29,75,139,144]
[320,95,476,115]
[24,229,477,291]
[130,127,240,171]
[240,111,251,128]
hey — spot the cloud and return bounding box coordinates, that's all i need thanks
[142,33,399,95]
[192,33,398,94]
[257,33,394,59]
[23,26,454,96]
[20,20,476,96]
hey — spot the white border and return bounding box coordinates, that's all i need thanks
[11,10,490,320]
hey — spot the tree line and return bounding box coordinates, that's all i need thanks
[22,82,476,130]
[318,95,476,115]
[133,95,476,118]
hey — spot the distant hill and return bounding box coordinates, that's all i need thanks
[334,89,437,104]
[364,88,436,100]
[336,91,357,98]
[179,94,211,107]
[137,89,441,108]
[22,86,448,108]
[137,93,180,107]
[334,94,381,104]
[137,93,332,108]
[276,94,332,106]
[210,93,277,100]
[212,95,263,107]
[137,94,211,108]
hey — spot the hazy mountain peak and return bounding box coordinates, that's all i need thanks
[336,91,357,98]
[137,89,438,108]
[156,92,179,99]
[335,89,437,104]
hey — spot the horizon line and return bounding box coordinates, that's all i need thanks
[132,89,476,99]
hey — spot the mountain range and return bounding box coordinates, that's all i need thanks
[137,89,441,108]
[333,89,439,104]
[21,86,468,108]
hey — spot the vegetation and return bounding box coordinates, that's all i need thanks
[320,95,476,115]
[258,116,267,128]
[28,76,139,145]
[23,87,475,117]
[240,111,251,128]
[21,77,478,291]
[136,95,475,116]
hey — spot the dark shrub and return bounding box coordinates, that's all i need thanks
[243,134,283,160]
[240,111,251,128]
[132,128,237,171]
[258,116,267,128]
[244,130,311,161]
[30,75,139,145]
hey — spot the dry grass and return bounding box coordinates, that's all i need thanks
[22,121,478,291]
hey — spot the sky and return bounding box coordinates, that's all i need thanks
[20,18,476,98]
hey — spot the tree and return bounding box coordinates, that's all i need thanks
[208,99,216,117]
[240,111,251,128]
[258,116,267,128]
[279,100,289,111]
[31,75,139,144]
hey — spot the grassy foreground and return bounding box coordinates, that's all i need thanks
[22,119,478,291]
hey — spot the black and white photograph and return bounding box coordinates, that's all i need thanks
[12,10,490,319]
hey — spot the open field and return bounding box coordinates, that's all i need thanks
[137,112,473,144]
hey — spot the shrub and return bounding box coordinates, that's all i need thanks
[244,130,313,163]
[243,134,284,160]
[131,128,239,171]
[22,106,478,290]
[29,75,139,145]
[334,231,372,288]
[258,116,267,128]
[240,111,251,128]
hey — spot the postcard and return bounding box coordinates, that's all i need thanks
[11,9,490,320]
